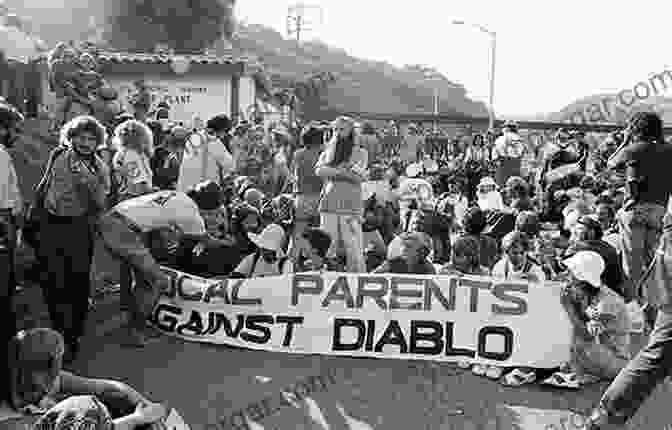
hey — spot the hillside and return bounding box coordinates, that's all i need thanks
[2,0,489,118]
[548,93,672,124]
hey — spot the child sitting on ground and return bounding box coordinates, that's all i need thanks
[545,250,631,388]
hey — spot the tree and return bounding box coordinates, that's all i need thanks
[103,0,236,54]
[292,71,336,120]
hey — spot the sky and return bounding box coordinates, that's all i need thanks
[236,0,672,118]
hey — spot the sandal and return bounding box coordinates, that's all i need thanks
[471,364,487,376]
[457,360,471,369]
[541,371,580,389]
[501,368,537,387]
[486,366,504,380]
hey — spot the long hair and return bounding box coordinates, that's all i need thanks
[112,119,155,158]
[327,116,356,167]
[627,111,664,144]
[60,115,107,149]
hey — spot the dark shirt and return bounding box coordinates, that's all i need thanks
[566,239,625,297]
[372,257,437,275]
[292,146,323,195]
[609,140,672,206]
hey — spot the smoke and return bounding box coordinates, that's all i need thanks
[104,0,236,54]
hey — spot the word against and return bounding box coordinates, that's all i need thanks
[210,370,338,430]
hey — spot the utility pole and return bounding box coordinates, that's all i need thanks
[286,3,323,43]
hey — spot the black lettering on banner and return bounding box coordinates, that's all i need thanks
[374,320,408,353]
[477,326,514,361]
[291,274,323,306]
[215,313,245,338]
[491,283,528,315]
[332,318,365,351]
[321,276,355,308]
[423,278,457,311]
[152,304,182,332]
[240,315,273,344]
[364,319,375,351]
[460,278,491,313]
[276,316,304,347]
[231,280,262,306]
[356,276,388,309]
[177,274,204,302]
[444,322,476,358]
[177,310,205,336]
[409,320,443,355]
[390,277,423,310]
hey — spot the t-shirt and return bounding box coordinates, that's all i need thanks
[113,190,206,236]
[177,132,235,192]
[397,177,434,211]
[316,142,368,215]
[491,256,547,283]
[112,148,153,199]
[588,286,631,360]
[234,252,293,277]
[609,140,672,206]
[292,146,323,195]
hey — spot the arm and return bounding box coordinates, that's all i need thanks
[560,290,593,341]
[59,371,150,407]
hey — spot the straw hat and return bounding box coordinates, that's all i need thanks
[248,223,286,254]
[563,250,605,288]
[478,176,498,188]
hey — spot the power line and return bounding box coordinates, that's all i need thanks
[286,3,323,43]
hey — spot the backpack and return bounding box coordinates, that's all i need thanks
[248,251,289,277]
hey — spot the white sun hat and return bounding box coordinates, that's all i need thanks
[479,176,498,188]
[405,162,423,178]
[248,223,286,254]
[563,250,605,288]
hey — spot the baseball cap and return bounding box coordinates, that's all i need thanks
[563,250,605,288]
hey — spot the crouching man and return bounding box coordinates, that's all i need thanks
[95,181,228,346]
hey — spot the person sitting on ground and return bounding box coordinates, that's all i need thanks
[554,251,631,386]
[461,206,499,269]
[439,235,490,276]
[476,176,505,212]
[0,328,167,430]
[362,194,388,271]
[230,223,293,278]
[296,227,332,272]
[565,214,627,299]
[504,176,534,213]
[492,231,547,283]
[373,231,436,275]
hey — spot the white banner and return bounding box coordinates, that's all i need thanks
[149,268,573,368]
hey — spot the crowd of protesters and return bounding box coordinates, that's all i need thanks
[3,74,672,429]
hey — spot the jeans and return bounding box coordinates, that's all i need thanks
[320,212,366,273]
[40,213,93,344]
[617,202,666,301]
[599,308,672,424]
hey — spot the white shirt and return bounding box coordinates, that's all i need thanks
[234,252,293,278]
[177,132,235,192]
[112,148,153,197]
[492,256,547,283]
[493,131,524,159]
[0,145,21,213]
[396,177,434,211]
[113,190,206,236]
[477,190,504,211]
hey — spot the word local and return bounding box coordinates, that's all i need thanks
[292,273,529,315]
[332,318,514,361]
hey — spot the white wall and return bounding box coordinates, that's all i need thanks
[238,75,256,120]
[106,74,231,127]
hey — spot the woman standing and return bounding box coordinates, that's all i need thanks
[315,116,368,272]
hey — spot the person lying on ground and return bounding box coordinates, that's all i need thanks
[373,231,436,275]
[559,251,631,384]
[0,328,167,430]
